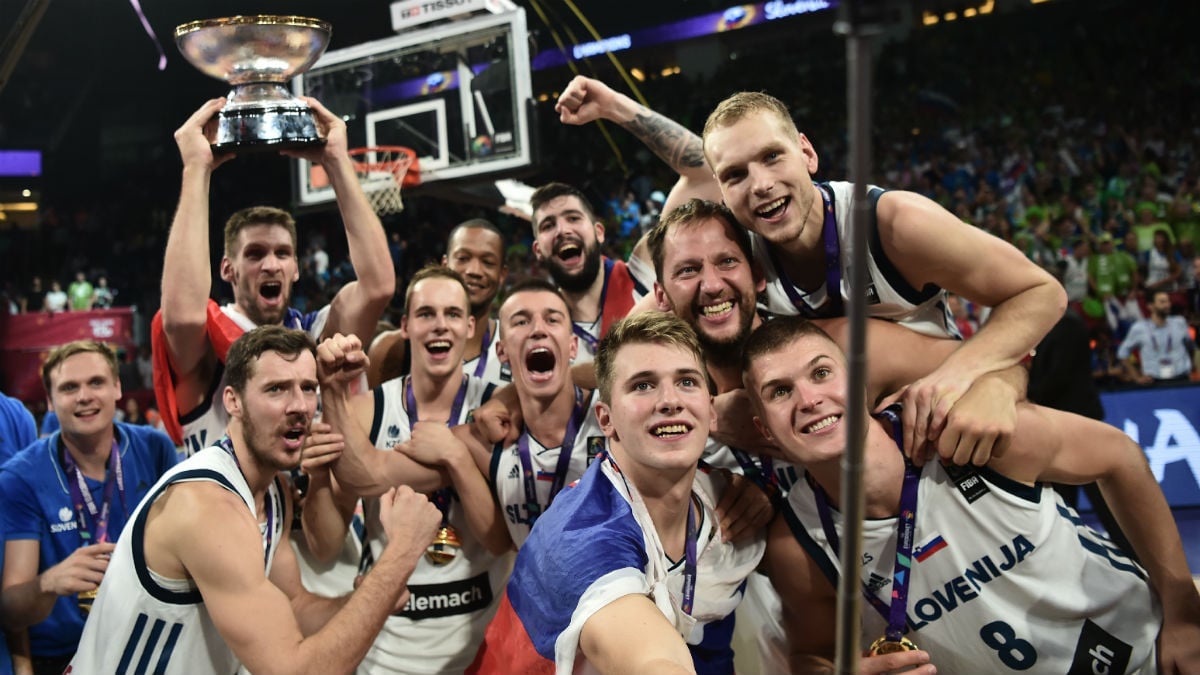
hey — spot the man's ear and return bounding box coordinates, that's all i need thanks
[753,415,775,443]
[223,386,242,418]
[653,282,674,312]
[219,257,234,283]
[595,401,617,441]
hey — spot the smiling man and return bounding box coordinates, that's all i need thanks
[471,313,763,675]
[69,326,440,675]
[369,219,511,389]
[0,341,178,675]
[742,316,1200,675]
[152,97,394,457]
[531,183,655,364]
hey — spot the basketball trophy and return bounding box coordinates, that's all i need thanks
[175,15,331,152]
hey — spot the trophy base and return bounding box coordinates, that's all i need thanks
[213,105,325,152]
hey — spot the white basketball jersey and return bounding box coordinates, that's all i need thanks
[490,388,607,549]
[359,374,509,675]
[461,318,512,389]
[69,447,285,675]
[784,459,1160,674]
[755,181,959,339]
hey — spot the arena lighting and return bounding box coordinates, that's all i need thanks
[944,11,958,20]
[21,188,31,197]
[630,67,645,82]
[922,0,993,26]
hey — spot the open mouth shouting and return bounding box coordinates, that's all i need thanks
[554,239,584,267]
[802,414,841,434]
[282,422,308,451]
[425,339,454,362]
[755,196,790,222]
[524,346,557,383]
[260,280,284,305]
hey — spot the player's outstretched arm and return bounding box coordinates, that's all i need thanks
[994,406,1200,673]
[556,75,721,215]
[579,594,696,675]
[164,481,437,675]
[874,190,1065,458]
[291,96,395,345]
[160,98,233,409]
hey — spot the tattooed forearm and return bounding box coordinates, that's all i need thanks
[623,111,707,171]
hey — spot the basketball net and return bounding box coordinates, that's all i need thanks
[348,147,418,215]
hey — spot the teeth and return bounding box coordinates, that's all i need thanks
[428,341,451,349]
[756,197,787,216]
[804,415,839,433]
[531,347,550,355]
[702,300,733,317]
[558,244,581,257]
[652,424,688,437]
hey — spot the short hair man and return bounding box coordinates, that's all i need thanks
[0,341,178,674]
[152,96,395,457]
[472,313,763,675]
[69,326,440,675]
[742,316,1200,674]
[702,91,1066,456]
[317,266,510,674]
[1118,289,1197,385]
[368,219,511,389]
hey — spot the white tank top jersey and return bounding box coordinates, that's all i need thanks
[359,374,509,675]
[784,458,1160,674]
[461,318,513,389]
[69,447,286,675]
[489,388,607,549]
[754,181,959,339]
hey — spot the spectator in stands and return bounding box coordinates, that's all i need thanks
[20,277,44,314]
[66,272,92,312]
[1089,232,1139,300]
[41,282,66,314]
[1062,237,1091,304]
[1145,229,1184,293]
[90,276,114,310]
[1118,289,1196,385]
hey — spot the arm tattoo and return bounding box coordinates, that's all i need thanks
[623,111,707,171]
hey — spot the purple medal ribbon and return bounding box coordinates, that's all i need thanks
[216,436,274,571]
[405,374,470,525]
[809,406,918,643]
[573,258,616,353]
[768,184,844,318]
[517,386,587,522]
[680,494,699,616]
[606,452,700,616]
[61,438,125,544]
[472,320,493,379]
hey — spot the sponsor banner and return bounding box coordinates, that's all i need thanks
[1099,384,1200,507]
[0,308,136,403]
[392,571,493,620]
[391,0,488,31]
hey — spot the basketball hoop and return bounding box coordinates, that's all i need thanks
[348,146,419,215]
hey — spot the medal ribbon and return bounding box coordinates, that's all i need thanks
[573,258,616,353]
[472,320,493,379]
[61,438,125,544]
[406,374,470,526]
[768,184,844,318]
[606,452,700,616]
[810,405,918,642]
[518,386,587,520]
[216,436,275,571]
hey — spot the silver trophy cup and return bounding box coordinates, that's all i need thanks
[175,15,332,151]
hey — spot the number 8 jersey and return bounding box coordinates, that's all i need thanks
[784,459,1160,674]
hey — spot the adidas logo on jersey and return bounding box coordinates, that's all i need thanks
[508,464,520,479]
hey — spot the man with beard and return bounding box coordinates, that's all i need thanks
[152,97,394,457]
[368,220,511,389]
[530,182,655,365]
[68,326,441,675]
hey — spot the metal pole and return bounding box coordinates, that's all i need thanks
[832,2,883,673]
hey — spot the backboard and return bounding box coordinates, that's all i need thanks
[293,8,534,208]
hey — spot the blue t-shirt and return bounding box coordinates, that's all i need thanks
[0,392,36,465]
[0,423,180,658]
[40,410,59,437]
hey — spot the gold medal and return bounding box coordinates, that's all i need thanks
[78,588,98,615]
[868,635,919,656]
[425,525,461,565]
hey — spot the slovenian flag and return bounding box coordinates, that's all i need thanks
[915,535,948,562]
[468,461,650,674]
